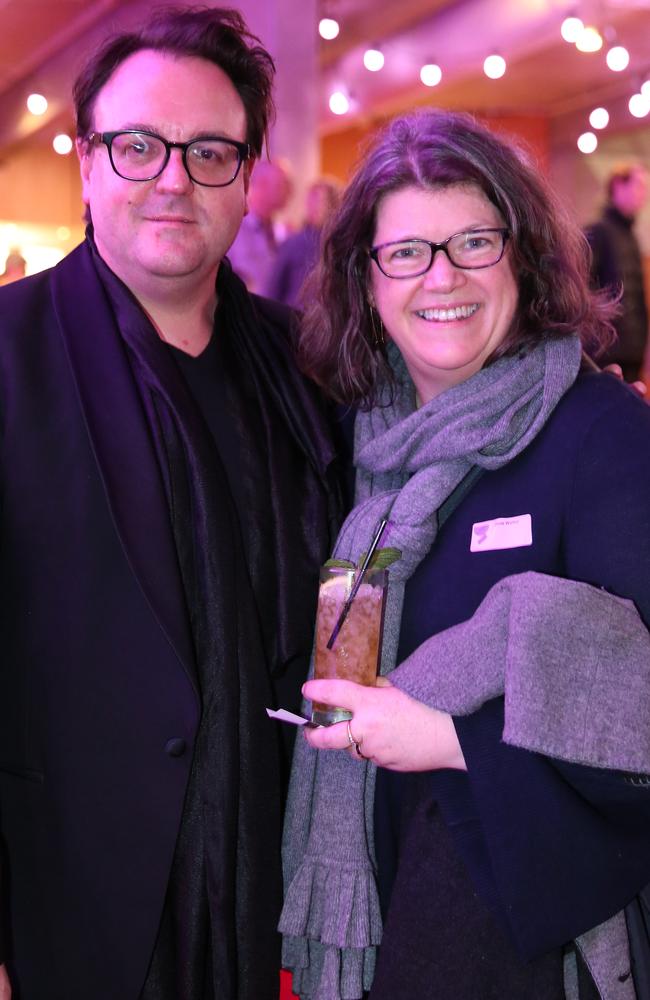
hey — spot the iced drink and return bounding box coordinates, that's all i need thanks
[311,565,387,726]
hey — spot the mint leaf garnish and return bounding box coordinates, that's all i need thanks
[324,558,356,569]
[369,547,402,570]
[354,547,402,571]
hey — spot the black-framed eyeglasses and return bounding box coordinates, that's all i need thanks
[369,228,510,279]
[87,130,251,188]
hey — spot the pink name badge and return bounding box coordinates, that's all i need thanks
[470,514,532,552]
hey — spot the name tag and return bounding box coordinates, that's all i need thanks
[470,514,532,552]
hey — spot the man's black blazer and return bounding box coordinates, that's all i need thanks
[0,242,341,999]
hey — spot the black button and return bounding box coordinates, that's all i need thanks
[165,738,187,757]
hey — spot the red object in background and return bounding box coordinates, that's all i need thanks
[280,969,299,999]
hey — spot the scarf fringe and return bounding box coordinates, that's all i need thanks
[279,857,382,947]
[282,934,377,1000]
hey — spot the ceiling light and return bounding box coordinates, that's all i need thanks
[561,16,584,43]
[53,134,73,155]
[329,91,350,115]
[577,132,598,154]
[575,26,603,53]
[641,79,650,98]
[589,107,609,129]
[26,93,48,116]
[318,18,339,40]
[483,54,506,79]
[629,92,650,118]
[363,48,384,72]
[420,63,442,87]
[606,45,629,72]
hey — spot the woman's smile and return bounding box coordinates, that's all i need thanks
[414,303,480,322]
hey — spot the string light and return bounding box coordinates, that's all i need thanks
[52,134,73,155]
[483,54,506,79]
[363,48,384,72]
[420,63,442,87]
[561,16,584,42]
[26,93,48,115]
[317,12,648,147]
[319,18,339,40]
[575,26,603,53]
[329,91,350,115]
[577,132,598,153]
[606,45,629,72]
[629,92,650,118]
[589,107,609,129]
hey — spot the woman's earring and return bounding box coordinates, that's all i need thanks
[369,307,385,347]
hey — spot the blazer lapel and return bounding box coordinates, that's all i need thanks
[51,241,196,685]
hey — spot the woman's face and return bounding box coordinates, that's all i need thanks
[369,183,519,404]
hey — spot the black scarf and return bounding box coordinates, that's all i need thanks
[87,238,342,999]
[211,259,343,687]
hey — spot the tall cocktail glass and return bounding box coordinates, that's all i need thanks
[311,564,388,726]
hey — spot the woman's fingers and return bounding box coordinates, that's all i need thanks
[303,680,377,753]
[303,680,467,772]
[304,718,357,752]
[302,678,367,710]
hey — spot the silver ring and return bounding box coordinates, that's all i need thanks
[346,720,365,757]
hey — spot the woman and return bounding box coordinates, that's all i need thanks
[279,110,650,1000]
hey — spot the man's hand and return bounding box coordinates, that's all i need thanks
[603,363,647,397]
[303,677,467,772]
[0,964,11,999]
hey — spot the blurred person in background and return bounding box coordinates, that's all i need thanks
[228,158,293,293]
[0,251,26,285]
[0,7,343,1000]
[587,162,649,382]
[266,176,341,307]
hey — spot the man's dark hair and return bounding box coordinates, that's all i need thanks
[73,6,275,157]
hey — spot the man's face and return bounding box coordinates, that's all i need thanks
[78,49,250,298]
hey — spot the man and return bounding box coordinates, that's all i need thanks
[266,177,341,307]
[227,159,293,293]
[0,8,342,1000]
[587,163,649,382]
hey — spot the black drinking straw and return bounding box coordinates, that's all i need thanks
[326,518,388,650]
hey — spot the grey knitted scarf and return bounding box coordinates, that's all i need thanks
[280,335,583,999]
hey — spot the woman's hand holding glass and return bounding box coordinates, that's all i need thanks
[303,675,467,772]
